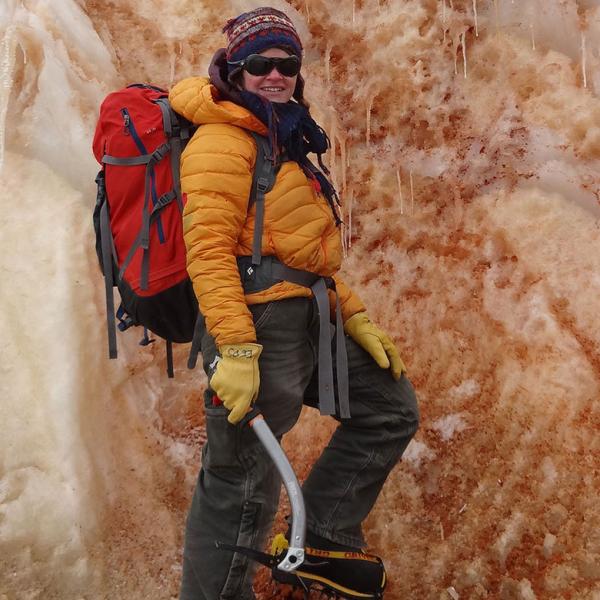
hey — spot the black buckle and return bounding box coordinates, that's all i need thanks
[151,143,170,163]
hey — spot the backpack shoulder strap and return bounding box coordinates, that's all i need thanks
[186,131,275,373]
[155,97,190,212]
[248,132,277,266]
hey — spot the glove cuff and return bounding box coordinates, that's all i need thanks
[344,311,370,335]
[219,343,263,359]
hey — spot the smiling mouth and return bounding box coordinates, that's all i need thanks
[261,87,285,92]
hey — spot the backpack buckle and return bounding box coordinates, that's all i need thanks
[257,177,269,193]
[116,304,135,331]
[151,143,170,163]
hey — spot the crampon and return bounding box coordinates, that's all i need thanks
[217,410,386,598]
[216,533,386,599]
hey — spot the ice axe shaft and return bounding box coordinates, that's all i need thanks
[246,409,306,572]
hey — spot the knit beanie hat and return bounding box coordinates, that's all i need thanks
[223,7,303,62]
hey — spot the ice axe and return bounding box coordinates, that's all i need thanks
[213,402,388,599]
[214,404,306,573]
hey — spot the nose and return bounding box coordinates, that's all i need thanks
[265,67,285,81]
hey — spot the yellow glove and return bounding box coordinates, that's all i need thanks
[210,343,262,424]
[344,312,406,380]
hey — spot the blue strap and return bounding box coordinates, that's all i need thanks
[121,108,166,245]
[139,328,155,346]
[116,304,135,332]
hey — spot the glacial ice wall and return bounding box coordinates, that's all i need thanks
[1,1,599,598]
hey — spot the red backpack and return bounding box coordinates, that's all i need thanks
[93,83,200,376]
[92,83,273,376]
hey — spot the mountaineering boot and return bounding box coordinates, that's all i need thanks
[270,533,387,599]
[304,530,362,551]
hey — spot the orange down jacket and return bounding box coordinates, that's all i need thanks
[169,77,365,347]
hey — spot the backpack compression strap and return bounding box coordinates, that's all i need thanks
[103,144,175,291]
[97,172,118,359]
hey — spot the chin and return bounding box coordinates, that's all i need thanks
[261,94,291,103]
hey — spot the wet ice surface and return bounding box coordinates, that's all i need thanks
[1,1,600,598]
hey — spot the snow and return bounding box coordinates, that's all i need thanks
[2,0,600,598]
[431,413,469,442]
[449,380,480,400]
[402,439,436,470]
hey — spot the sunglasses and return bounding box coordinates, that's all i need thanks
[228,54,301,77]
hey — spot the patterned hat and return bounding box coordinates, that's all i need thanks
[223,7,303,62]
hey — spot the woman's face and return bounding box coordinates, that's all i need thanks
[242,47,298,103]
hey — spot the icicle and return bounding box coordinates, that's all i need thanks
[461,32,467,78]
[342,149,350,256]
[325,41,332,86]
[341,194,348,257]
[396,168,404,215]
[169,51,176,87]
[0,25,17,172]
[366,95,375,147]
[340,136,347,195]
[442,0,447,44]
[453,38,458,76]
[305,0,311,23]
[472,0,479,37]
[449,0,453,8]
[170,41,184,86]
[410,170,415,214]
[530,23,535,51]
[329,115,338,189]
[347,188,354,249]
[447,587,460,600]
[581,30,587,88]
[352,0,356,27]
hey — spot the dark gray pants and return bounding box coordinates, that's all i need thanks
[180,298,419,600]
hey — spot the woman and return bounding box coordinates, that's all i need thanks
[169,7,419,599]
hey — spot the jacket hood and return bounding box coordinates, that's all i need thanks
[169,50,267,135]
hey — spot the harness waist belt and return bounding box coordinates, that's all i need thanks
[237,255,350,418]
